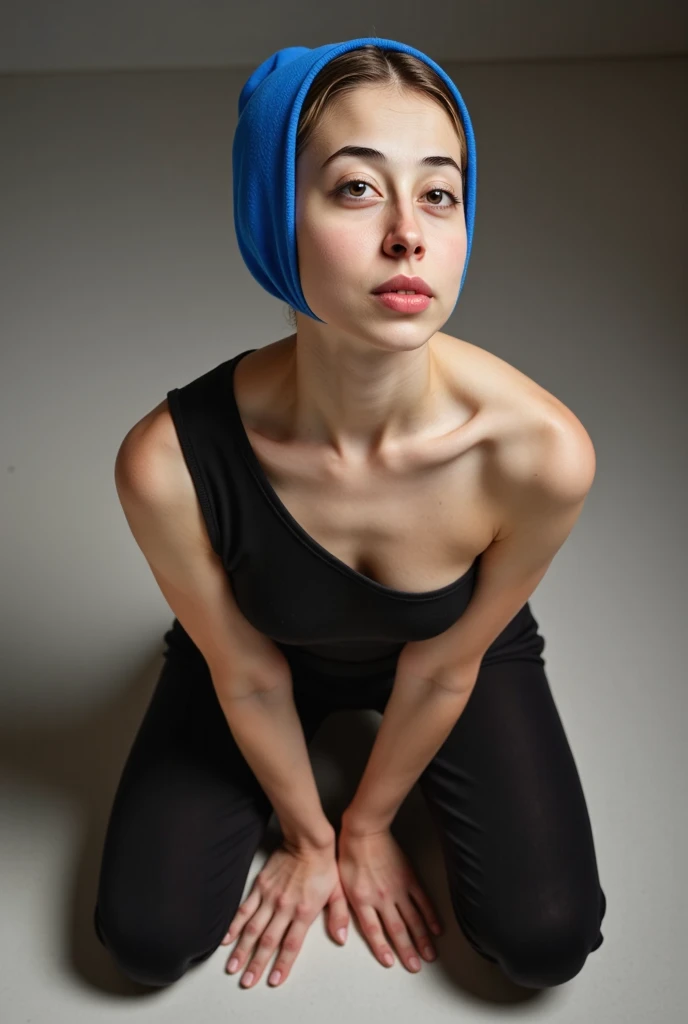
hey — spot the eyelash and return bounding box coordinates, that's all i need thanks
[334,178,462,209]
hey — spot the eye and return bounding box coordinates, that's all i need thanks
[334,179,462,209]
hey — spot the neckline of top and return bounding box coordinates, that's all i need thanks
[224,348,478,600]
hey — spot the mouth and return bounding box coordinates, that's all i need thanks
[371,275,433,297]
[373,291,432,313]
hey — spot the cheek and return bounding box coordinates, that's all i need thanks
[299,224,363,283]
[443,223,467,262]
[451,221,468,261]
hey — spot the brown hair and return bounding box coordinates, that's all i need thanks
[285,44,468,328]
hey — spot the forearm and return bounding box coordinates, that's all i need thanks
[216,684,335,851]
[341,667,479,836]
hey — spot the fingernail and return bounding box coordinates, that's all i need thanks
[227,957,239,973]
[409,956,421,971]
[431,922,442,935]
[383,952,394,966]
[423,946,436,960]
[337,928,347,943]
[269,969,281,985]
[241,971,254,987]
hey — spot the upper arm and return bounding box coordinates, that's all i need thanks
[114,411,289,692]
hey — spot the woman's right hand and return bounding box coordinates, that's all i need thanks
[220,839,349,988]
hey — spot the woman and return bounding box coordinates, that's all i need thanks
[93,38,606,992]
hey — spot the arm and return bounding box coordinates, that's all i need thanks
[341,424,596,837]
[115,412,335,853]
[215,686,336,852]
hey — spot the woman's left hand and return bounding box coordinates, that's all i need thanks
[336,826,443,973]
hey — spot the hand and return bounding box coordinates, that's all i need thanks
[220,839,348,988]
[336,826,443,973]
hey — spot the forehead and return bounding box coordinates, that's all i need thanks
[305,86,460,165]
[319,84,450,134]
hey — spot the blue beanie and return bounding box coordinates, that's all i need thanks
[232,38,477,323]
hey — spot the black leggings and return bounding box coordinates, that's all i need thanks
[94,617,606,990]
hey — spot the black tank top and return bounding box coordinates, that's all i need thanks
[163,348,543,678]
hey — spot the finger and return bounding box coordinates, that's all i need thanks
[262,912,312,987]
[408,883,444,936]
[238,908,296,988]
[327,885,350,944]
[396,897,438,961]
[225,899,274,977]
[381,903,424,972]
[354,901,397,968]
[221,887,262,945]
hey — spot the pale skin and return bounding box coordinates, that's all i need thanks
[146,84,586,988]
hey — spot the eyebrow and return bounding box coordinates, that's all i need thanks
[320,145,463,177]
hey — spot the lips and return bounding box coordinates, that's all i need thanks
[372,274,433,297]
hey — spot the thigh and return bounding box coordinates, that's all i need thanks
[94,638,329,986]
[417,646,607,988]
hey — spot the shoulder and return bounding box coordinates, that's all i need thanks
[494,416,596,505]
[441,330,593,439]
[115,397,188,501]
[439,331,596,517]
[439,331,573,422]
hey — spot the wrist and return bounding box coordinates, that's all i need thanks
[282,824,336,854]
[339,809,390,838]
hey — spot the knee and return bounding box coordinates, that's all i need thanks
[494,915,600,990]
[93,902,204,988]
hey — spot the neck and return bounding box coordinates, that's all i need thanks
[281,334,444,463]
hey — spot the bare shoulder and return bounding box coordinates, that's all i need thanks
[443,331,592,431]
[115,396,187,498]
[439,331,595,494]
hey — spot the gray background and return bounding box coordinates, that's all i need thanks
[1,2,686,1021]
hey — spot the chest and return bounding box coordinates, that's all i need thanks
[233,341,556,594]
[241,417,511,593]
